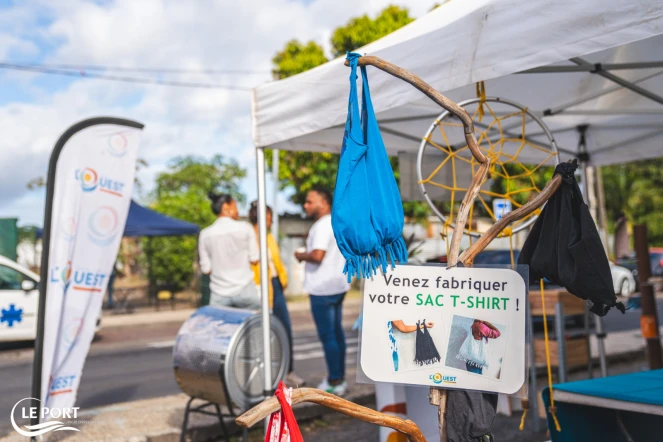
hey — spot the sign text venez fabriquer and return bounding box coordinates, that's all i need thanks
[366,273,512,310]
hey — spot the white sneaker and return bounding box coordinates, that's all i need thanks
[317,378,347,396]
[286,372,306,387]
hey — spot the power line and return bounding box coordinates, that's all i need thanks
[0,63,255,90]
[6,61,271,75]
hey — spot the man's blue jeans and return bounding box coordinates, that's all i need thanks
[310,292,346,382]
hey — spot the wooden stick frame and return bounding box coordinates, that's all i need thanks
[237,55,563,441]
[237,388,426,442]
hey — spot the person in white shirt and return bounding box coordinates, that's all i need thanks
[295,189,351,395]
[199,192,260,309]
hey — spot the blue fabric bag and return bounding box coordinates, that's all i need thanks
[332,52,407,281]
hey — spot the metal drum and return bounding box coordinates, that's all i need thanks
[173,306,290,409]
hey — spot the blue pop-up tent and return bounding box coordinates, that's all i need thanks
[122,200,199,237]
[37,200,200,238]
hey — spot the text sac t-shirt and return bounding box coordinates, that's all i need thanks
[303,214,351,296]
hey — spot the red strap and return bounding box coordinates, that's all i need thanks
[275,382,304,442]
[264,382,303,442]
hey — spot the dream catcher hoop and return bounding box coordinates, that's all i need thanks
[417,96,559,238]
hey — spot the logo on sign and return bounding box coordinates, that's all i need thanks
[50,265,106,293]
[49,374,77,397]
[107,132,128,157]
[71,270,107,293]
[60,217,78,242]
[430,373,456,384]
[87,206,119,246]
[75,168,125,197]
[78,168,98,192]
[50,261,73,292]
[63,318,84,349]
[11,398,80,436]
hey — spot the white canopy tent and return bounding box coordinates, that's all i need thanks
[250,0,663,433]
[253,0,663,164]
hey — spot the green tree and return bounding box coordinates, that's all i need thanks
[602,158,663,245]
[330,5,414,57]
[17,225,39,244]
[272,40,328,79]
[147,155,246,290]
[270,5,429,221]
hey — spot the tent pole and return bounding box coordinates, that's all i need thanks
[542,70,663,116]
[256,146,273,430]
[519,60,663,73]
[580,157,609,378]
[272,148,279,241]
[596,166,610,256]
[570,58,663,106]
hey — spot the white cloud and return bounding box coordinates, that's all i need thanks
[0,0,432,225]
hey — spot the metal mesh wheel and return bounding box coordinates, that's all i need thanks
[225,314,289,409]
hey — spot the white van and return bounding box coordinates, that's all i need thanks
[0,256,101,342]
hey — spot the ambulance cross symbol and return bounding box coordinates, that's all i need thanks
[1,304,23,327]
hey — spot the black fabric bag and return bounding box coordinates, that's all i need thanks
[447,390,497,442]
[414,320,441,366]
[518,160,625,316]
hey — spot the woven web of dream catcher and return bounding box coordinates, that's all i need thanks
[417,95,560,245]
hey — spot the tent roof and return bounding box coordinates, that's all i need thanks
[122,200,200,237]
[252,0,663,167]
[36,200,200,238]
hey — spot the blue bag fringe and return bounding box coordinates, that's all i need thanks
[332,52,408,282]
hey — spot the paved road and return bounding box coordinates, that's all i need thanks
[0,319,358,433]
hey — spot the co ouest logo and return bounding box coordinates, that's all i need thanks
[63,318,84,349]
[59,217,77,242]
[87,206,119,246]
[107,132,129,157]
[11,398,79,437]
[49,374,77,397]
[50,264,107,294]
[75,167,125,197]
[49,261,72,292]
[430,373,457,384]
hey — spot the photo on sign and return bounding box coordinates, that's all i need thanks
[444,314,508,380]
[386,313,445,373]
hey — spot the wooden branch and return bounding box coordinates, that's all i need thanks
[344,56,486,163]
[448,160,490,266]
[236,388,426,442]
[458,170,564,265]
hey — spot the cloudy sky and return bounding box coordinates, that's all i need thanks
[0,0,432,226]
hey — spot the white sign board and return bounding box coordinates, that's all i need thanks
[492,199,512,220]
[360,265,526,394]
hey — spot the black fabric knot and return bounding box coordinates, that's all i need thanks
[555,159,579,184]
